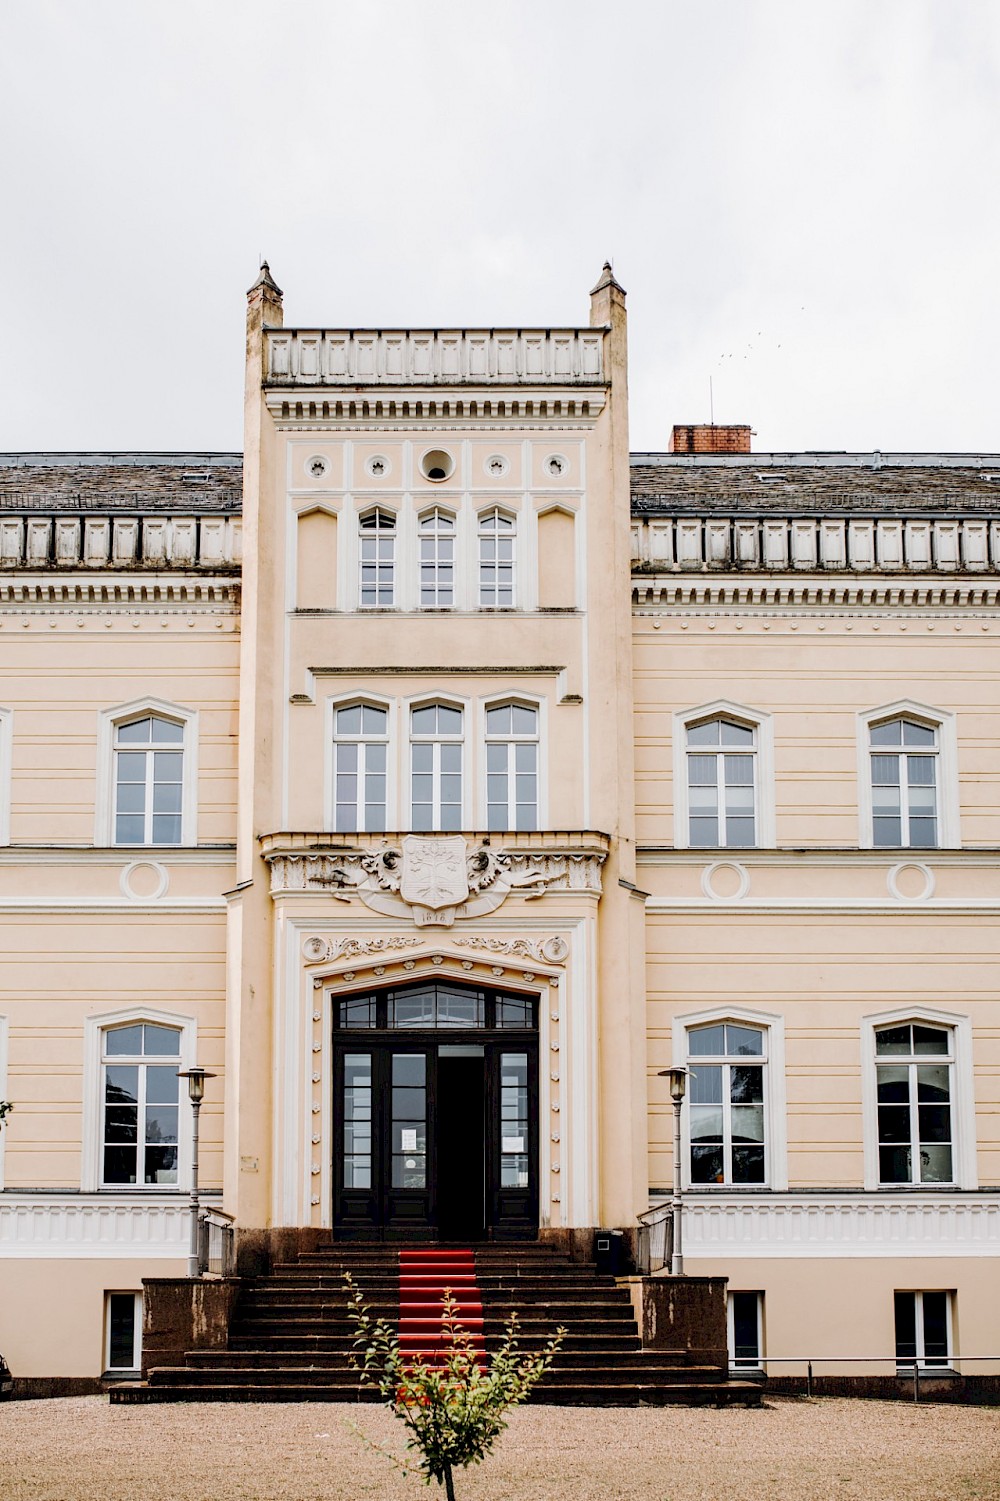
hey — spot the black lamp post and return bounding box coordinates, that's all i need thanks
[176,1067,216,1278]
[658,1066,688,1275]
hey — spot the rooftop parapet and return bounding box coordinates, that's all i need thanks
[264,327,606,386]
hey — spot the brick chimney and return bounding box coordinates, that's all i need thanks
[669,424,752,454]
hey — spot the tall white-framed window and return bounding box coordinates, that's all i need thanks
[418,507,456,608]
[101,1021,182,1187]
[81,1006,196,1192]
[485,701,539,832]
[894,1290,953,1371]
[332,700,390,833]
[857,702,958,849]
[96,699,198,848]
[359,507,396,607]
[478,507,516,607]
[860,1007,976,1191]
[728,1291,764,1373]
[410,702,464,831]
[0,706,12,846]
[104,1291,143,1374]
[672,702,775,850]
[672,1006,788,1190]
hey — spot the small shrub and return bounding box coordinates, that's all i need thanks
[345,1272,564,1501]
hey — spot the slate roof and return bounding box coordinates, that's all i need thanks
[0,454,243,513]
[630,454,1000,516]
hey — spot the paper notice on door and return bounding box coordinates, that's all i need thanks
[400,1129,418,1151]
[502,1136,524,1153]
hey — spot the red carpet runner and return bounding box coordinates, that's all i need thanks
[398,1248,486,1367]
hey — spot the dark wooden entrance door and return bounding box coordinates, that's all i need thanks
[332,980,538,1241]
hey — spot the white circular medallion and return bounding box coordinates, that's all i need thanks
[700,860,751,901]
[306,455,330,480]
[119,860,169,901]
[886,862,935,901]
[365,454,391,479]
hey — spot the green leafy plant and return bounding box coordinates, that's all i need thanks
[345,1272,564,1501]
[0,1101,12,1131]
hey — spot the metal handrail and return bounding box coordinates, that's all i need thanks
[739,1353,1000,1402]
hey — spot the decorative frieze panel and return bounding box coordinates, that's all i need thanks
[0,1194,206,1258]
[631,513,1000,575]
[264,833,607,927]
[674,1192,1000,1258]
[265,328,605,386]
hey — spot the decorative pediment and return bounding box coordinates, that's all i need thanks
[261,832,608,927]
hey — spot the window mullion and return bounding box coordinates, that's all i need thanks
[914,1293,926,1366]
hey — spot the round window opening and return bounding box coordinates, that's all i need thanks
[420,449,455,483]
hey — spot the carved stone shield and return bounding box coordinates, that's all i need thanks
[400,835,470,914]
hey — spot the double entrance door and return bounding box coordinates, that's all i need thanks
[333,980,538,1241]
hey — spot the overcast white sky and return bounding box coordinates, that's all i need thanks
[1,0,998,455]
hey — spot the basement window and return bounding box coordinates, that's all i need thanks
[104,1291,142,1374]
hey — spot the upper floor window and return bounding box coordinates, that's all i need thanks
[114,715,184,846]
[411,703,463,831]
[479,508,515,607]
[333,702,388,833]
[870,717,938,848]
[686,718,756,847]
[419,509,455,608]
[359,508,395,607]
[101,1023,181,1187]
[485,703,538,832]
[688,1022,766,1185]
[875,1022,953,1185]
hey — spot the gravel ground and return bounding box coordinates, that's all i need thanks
[0,1396,997,1501]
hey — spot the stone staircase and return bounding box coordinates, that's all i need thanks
[111,1243,762,1406]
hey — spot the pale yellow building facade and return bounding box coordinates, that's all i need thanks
[0,266,997,1394]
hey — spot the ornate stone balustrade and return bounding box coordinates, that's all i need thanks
[631,513,1000,575]
[0,514,242,570]
[0,1193,219,1257]
[265,328,606,386]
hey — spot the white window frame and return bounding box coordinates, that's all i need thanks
[894,1289,954,1372]
[408,696,469,832]
[0,706,12,846]
[327,695,394,833]
[480,696,544,832]
[358,505,397,609]
[477,506,517,609]
[96,698,198,847]
[860,1006,976,1191]
[672,1005,787,1191]
[417,506,457,609]
[104,1290,143,1374]
[81,1006,197,1192]
[857,701,959,849]
[672,702,775,850]
[727,1290,764,1373]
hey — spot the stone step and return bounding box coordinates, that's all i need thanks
[183,1345,689,1371]
[148,1361,719,1389]
[111,1380,761,1408]
[227,1332,644,1354]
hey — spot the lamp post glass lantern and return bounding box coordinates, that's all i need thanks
[177,1067,216,1277]
[658,1066,687,1275]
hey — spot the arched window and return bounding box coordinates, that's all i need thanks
[686,717,757,848]
[419,509,455,608]
[485,702,538,831]
[478,508,515,608]
[869,717,938,848]
[333,701,389,833]
[113,714,185,846]
[410,702,464,831]
[359,508,396,607]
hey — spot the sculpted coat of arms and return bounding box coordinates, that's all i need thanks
[399,836,469,924]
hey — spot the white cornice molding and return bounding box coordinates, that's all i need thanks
[264,386,607,429]
[0,573,240,609]
[0,1192,221,1258]
[632,574,1000,613]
